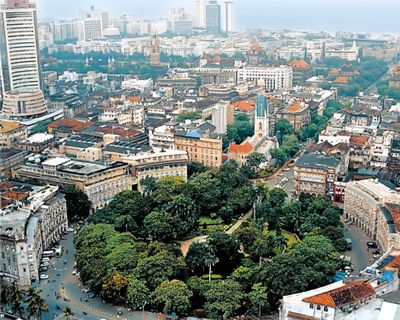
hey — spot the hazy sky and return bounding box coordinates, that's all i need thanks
[36,0,400,34]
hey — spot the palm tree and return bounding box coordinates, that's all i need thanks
[203,246,219,282]
[62,306,75,320]
[5,284,24,317]
[26,288,47,320]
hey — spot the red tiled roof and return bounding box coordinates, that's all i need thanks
[96,126,140,138]
[350,135,369,146]
[1,191,28,201]
[127,96,142,103]
[335,76,349,84]
[288,59,311,69]
[287,103,303,112]
[303,280,374,308]
[229,142,254,154]
[232,100,256,112]
[48,119,95,132]
[383,255,400,271]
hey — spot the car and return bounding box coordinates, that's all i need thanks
[372,249,380,255]
[283,167,290,171]
[82,288,91,293]
[367,241,378,249]
[374,254,381,259]
[42,257,50,262]
[40,262,50,267]
[66,227,74,233]
[72,270,77,275]
[87,292,95,298]
[39,267,48,272]
[40,274,49,280]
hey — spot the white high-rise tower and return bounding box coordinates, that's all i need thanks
[195,0,207,28]
[224,1,234,32]
[0,0,42,93]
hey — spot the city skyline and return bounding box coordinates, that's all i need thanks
[36,0,400,34]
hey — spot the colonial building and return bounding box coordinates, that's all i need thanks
[276,102,311,132]
[175,123,223,168]
[288,59,313,85]
[344,179,400,251]
[16,157,132,210]
[120,149,188,191]
[294,153,341,197]
[0,185,67,288]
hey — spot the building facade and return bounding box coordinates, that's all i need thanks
[2,90,47,119]
[0,0,42,92]
[344,179,400,251]
[16,157,132,210]
[294,153,341,197]
[238,66,293,91]
[175,132,222,168]
[0,185,67,288]
[0,120,26,147]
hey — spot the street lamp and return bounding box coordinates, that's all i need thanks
[141,301,147,320]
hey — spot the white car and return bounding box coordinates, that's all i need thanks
[66,227,74,232]
[40,274,49,280]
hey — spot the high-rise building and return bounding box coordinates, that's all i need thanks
[224,1,234,32]
[149,34,160,65]
[0,0,42,93]
[77,18,102,41]
[49,20,78,42]
[195,0,207,28]
[206,1,221,34]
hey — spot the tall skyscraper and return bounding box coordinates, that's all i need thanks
[0,0,42,93]
[195,0,207,28]
[224,1,234,32]
[206,1,221,34]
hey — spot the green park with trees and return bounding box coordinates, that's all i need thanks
[73,161,346,318]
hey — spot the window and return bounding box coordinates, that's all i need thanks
[309,304,314,309]
[324,306,328,312]
[317,305,321,311]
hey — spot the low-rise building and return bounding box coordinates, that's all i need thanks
[0,185,67,288]
[16,157,132,210]
[120,149,188,191]
[0,149,27,179]
[294,153,341,197]
[288,59,313,85]
[175,123,223,168]
[344,179,400,251]
[0,121,27,148]
[276,102,311,131]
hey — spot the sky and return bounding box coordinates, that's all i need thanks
[36,0,400,34]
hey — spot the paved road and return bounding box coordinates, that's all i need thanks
[264,165,295,196]
[343,222,375,274]
[38,231,158,320]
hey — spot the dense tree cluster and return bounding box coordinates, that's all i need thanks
[90,163,257,241]
[318,57,389,97]
[75,163,346,318]
[226,113,254,147]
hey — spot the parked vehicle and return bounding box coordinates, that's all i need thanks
[345,238,352,250]
[40,274,49,280]
[42,257,50,263]
[367,241,378,249]
[42,250,54,257]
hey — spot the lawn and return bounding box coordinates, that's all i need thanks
[199,215,223,225]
